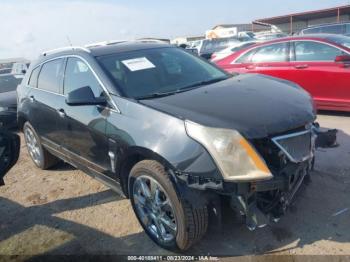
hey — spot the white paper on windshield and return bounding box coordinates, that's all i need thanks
[122,57,156,71]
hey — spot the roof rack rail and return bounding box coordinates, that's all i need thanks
[41,46,91,56]
[85,40,128,48]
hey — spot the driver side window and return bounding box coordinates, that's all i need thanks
[64,57,103,97]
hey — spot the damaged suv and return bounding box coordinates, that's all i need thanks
[18,42,317,251]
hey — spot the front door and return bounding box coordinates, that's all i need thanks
[60,57,110,174]
[289,40,350,110]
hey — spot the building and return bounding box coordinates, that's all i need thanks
[254,5,350,34]
[205,23,268,39]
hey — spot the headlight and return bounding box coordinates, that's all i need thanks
[0,107,8,112]
[185,121,273,182]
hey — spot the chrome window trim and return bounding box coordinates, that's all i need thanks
[272,129,312,163]
[28,54,120,113]
[231,39,350,64]
[33,87,65,97]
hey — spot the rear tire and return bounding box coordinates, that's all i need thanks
[23,122,59,170]
[129,160,208,251]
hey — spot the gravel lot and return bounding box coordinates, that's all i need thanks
[0,112,349,259]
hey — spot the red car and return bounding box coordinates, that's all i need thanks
[215,34,350,112]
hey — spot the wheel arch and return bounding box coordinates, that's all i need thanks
[117,146,177,198]
[17,112,28,131]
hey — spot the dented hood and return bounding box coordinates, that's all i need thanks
[140,74,316,139]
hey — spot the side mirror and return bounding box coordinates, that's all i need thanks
[66,86,106,106]
[0,129,20,186]
[335,55,350,63]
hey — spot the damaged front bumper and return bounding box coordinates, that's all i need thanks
[229,124,338,230]
[175,123,338,231]
[230,159,312,230]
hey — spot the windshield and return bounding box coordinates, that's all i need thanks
[97,47,229,99]
[327,35,350,49]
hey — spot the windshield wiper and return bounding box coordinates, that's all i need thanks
[178,76,229,91]
[136,76,230,100]
[136,91,180,100]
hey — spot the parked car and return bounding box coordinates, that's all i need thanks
[0,75,22,129]
[18,42,317,251]
[211,41,259,62]
[215,34,350,112]
[198,37,250,59]
[0,129,20,186]
[300,22,350,36]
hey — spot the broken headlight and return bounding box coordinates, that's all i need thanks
[185,121,273,182]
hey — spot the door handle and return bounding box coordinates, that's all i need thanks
[245,65,255,70]
[294,64,308,69]
[57,108,66,118]
[29,96,35,102]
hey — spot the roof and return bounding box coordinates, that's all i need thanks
[88,41,171,56]
[37,42,172,62]
[239,34,350,48]
[255,5,350,25]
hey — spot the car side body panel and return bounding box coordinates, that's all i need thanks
[106,95,221,180]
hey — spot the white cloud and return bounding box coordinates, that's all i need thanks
[3,0,347,60]
[0,1,153,59]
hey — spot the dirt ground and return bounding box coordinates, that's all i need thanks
[0,112,349,259]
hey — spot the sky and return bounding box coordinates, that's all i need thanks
[1,0,349,59]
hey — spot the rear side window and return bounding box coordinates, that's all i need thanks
[235,48,256,63]
[294,41,345,61]
[64,57,103,97]
[231,42,255,52]
[28,66,40,88]
[250,42,288,63]
[37,59,64,93]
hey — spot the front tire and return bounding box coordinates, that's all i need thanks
[129,160,208,251]
[23,122,59,170]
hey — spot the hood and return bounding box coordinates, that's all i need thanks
[140,74,315,139]
[0,91,17,108]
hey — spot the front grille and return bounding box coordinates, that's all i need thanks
[272,130,312,163]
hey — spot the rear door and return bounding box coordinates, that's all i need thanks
[289,40,350,109]
[229,42,292,79]
[60,57,110,174]
[29,58,66,149]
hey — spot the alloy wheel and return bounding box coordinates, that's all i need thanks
[24,127,42,166]
[133,175,177,243]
